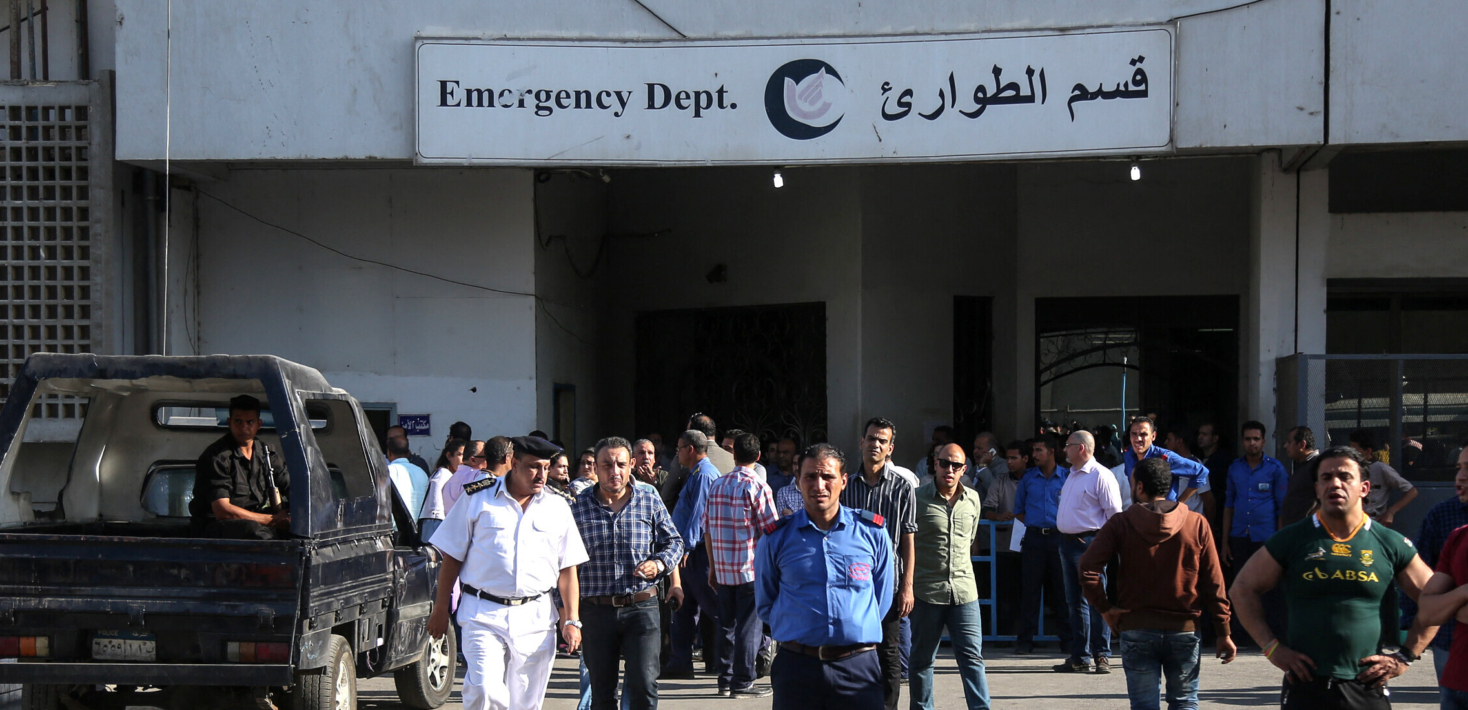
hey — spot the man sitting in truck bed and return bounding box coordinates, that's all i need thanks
[189,395,291,539]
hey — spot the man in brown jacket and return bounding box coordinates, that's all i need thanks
[1080,457,1236,710]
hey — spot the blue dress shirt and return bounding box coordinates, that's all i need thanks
[1124,445,1210,503]
[765,465,795,495]
[1224,455,1290,541]
[671,456,719,548]
[1013,466,1068,529]
[754,506,893,646]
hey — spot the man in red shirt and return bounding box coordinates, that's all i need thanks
[702,432,780,698]
[1411,447,1468,707]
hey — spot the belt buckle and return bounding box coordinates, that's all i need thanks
[817,645,841,661]
[612,595,629,608]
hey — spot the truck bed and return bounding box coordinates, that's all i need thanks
[0,529,305,686]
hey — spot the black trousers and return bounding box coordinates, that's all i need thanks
[878,601,902,710]
[201,518,279,540]
[1018,531,1072,646]
[1281,677,1391,710]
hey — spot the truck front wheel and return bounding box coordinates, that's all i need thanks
[291,634,356,710]
[393,624,456,708]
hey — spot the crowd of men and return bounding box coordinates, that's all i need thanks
[188,396,1467,710]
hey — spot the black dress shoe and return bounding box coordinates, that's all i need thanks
[1052,660,1091,673]
[1015,642,1034,654]
[731,686,773,698]
[660,669,696,680]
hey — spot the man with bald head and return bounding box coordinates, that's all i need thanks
[909,442,990,709]
[1054,430,1124,674]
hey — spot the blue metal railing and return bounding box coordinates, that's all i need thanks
[971,519,1059,643]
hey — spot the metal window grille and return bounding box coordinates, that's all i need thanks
[0,81,109,419]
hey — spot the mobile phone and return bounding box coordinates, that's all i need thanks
[668,597,682,612]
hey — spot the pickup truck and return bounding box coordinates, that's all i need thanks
[0,354,455,710]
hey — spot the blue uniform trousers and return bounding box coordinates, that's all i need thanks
[770,647,883,710]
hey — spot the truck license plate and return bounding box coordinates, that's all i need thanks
[92,630,156,662]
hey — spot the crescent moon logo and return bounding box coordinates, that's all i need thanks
[765,59,845,140]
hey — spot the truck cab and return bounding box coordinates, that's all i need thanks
[0,354,454,709]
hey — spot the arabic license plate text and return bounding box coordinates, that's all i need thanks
[92,631,156,662]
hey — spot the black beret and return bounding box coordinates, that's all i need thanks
[511,436,562,460]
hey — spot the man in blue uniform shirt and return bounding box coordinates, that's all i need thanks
[1123,416,1210,507]
[1012,436,1072,655]
[755,443,893,710]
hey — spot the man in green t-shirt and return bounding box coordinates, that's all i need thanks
[1231,446,1437,709]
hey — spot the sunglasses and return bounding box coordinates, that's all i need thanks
[934,458,967,470]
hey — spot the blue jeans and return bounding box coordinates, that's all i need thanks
[1059,534,1111,664]
[579,658,633,710]
[1118,629,1200,710]
[909,599,991,710]
[582,598,661,710]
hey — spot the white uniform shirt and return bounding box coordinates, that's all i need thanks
[430,477,590,598]
[1056,457,1123,535]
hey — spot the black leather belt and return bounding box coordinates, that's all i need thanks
[780,641,877,661]
[1031,527,1057,535]
[584,589,658,607]
[1062,530,1100,540]
[460,583,547,607]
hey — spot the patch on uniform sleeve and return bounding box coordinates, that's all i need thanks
[464,477,499,496]
[858,509,885,527]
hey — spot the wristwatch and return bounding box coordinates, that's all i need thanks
[562,619,583,629]
[1387,650,1414,666]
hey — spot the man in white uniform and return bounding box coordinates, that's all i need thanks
[427,436,590,710]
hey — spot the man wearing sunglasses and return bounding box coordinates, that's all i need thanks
[909,442,991,709]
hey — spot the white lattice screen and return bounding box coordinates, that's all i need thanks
[0,82,108,418]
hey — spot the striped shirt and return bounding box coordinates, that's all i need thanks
[841,461,917,582]
[570,484,685,599]
[701,467,779,585]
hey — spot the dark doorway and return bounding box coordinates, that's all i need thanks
[1035,296,1239,441]
[635,303,827,447]
[953,296,995,444]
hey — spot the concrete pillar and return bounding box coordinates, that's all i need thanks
[1297,168,1330,442]
[1245,151,1305,446]
[1244,152,1297,436]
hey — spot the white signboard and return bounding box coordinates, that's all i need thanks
[415,28,1172,166]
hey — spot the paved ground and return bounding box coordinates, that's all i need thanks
[356,645,1443,709]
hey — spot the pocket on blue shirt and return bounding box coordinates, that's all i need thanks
[833,553,876,590]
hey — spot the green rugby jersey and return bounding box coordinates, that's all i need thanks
[1264,514,1417,680]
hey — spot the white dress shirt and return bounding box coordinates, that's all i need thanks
[429,477,590,598]
[1056,457,1123,535]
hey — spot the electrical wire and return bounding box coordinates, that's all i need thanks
[193,189,591,345]
[161,0,171,355]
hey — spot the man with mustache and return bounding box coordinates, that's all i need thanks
[427,436,588,710]
[756,444,892,710]
[1232,446,1437,709]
